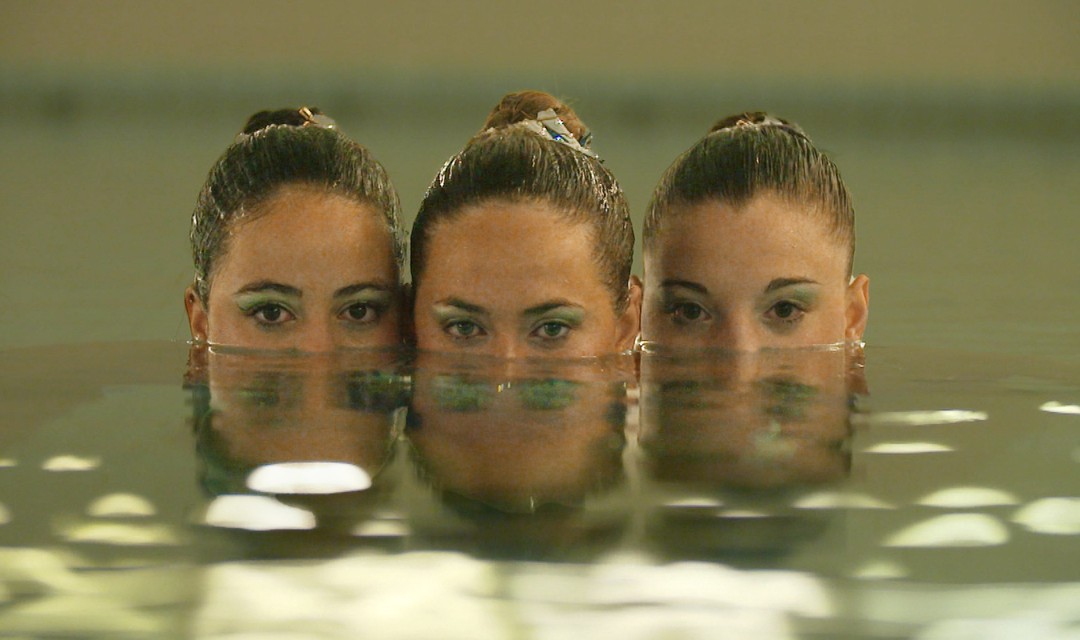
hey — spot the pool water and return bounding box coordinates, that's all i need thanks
[1,341,1076,638]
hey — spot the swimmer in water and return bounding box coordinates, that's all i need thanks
[185,107,406,351]
[641,112,869,351]
[410,91,641,358]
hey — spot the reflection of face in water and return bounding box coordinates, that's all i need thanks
[187,345,406,496]
[638,347,862,489]
[405,353,629,514]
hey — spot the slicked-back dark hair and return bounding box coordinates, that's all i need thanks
[645,112,855,273]
[411,91,634,312]
[190,108,404,303]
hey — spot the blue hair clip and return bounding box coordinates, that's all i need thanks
[522,109,599,159]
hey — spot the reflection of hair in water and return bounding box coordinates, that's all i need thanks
[644,111,855,273]
[410,90,635,312]
[190,107,404,303]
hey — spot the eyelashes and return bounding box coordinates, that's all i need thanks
[236,294,391,330]
[661,298,812,329]
[241,301,297,327]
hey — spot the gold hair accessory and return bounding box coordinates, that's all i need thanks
[734,114,787,128]
[298,107,337,130]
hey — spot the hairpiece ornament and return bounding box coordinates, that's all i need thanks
[516,108,599,159]
[711,112,809,141]
[298,106,337,130]
[734,114,787,128]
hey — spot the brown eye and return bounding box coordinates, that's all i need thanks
[342,303,374,322]
[253,304,294,325]
[768,301,806,324]
[774,302,797,319]
[672,302,709,322]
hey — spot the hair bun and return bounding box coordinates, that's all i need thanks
[481,90,589,141]
[241,107,335,135]
[709,111,807,138]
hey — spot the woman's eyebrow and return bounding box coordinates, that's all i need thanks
[763,278,819,293]
[333,282,391,298]
[234,281,302,297]
[660,279,708,294]
[523,300,582,317]
[433,298,488,316]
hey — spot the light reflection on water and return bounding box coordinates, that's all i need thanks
[0,342,1077,638]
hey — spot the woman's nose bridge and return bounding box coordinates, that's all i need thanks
[297,316,338,352]
[490,332,523,359]
[713,311,760,352]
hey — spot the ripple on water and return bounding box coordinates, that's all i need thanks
[41,455,101,472]
[1012,498,1080,535]
[246,462,372,495]
[851,410,988,427]
[87,493,156,518]
[862,442,954,454]
[58,521,181,546]
[917,487,1020,508]
[794,492,895,510]
[202,495,316,531]
[1040,401,1080,415]
[851,559,909,580]
[884,514,1009,548]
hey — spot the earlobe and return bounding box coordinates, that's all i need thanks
[844,274,870,341]
[185,285,209,343]
[615,276,644,352]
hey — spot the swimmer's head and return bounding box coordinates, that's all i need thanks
[412,90,635,315]
[641,112,868,350]
[409,91,640,357]
[185,108,406,350]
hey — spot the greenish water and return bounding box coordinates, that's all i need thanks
[0,342,1077,638]
[0,81,1077,638]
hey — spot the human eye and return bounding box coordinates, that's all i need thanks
[531,320,571,341]
[444,319,486,340]
[338,301,381,325]
[765,300,806,325]
[668,301,711,324]
[246,302,296,327]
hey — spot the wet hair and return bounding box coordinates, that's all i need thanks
[411,91,634,311]
[645,111,855,273]
[190,107,404,303]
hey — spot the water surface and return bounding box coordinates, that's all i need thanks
[0,341,1077,638]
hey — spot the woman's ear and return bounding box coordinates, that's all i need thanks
[615,276,644,352]
[185,285,209,343]
[844,274,870,341]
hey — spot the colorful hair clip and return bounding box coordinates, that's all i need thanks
[519,108,599,159]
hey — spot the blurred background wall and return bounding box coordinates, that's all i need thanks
[1,0,1077,357]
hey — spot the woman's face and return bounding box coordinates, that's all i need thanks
[642,193,868,350]
[412,200,639,358]
[186,184,402,351]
